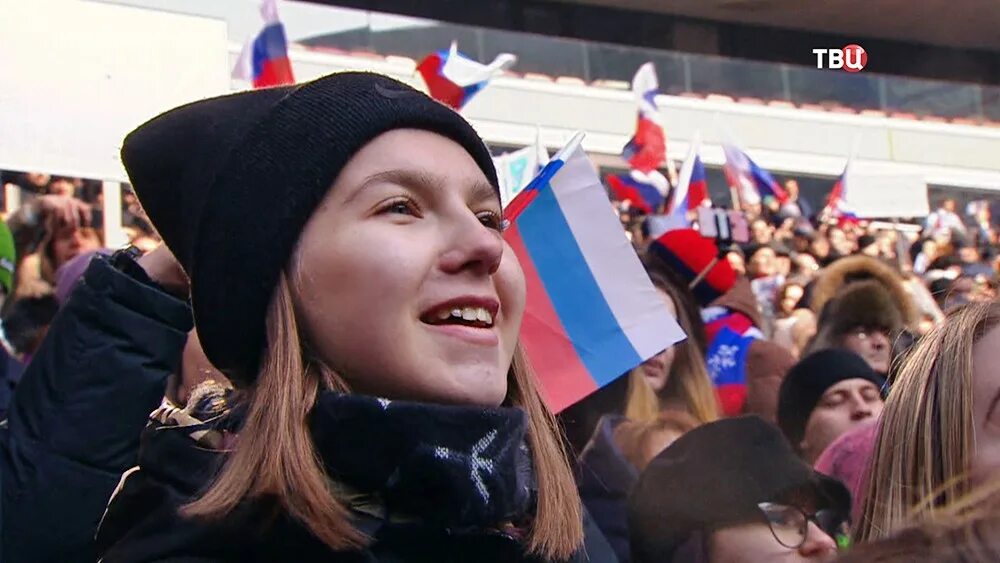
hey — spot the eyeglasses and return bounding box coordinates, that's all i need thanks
[757,502,851,551]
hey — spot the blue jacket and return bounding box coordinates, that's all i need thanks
[1,255,192,563]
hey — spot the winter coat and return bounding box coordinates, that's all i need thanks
[32,258,616,562]
[1,255,192,563]
[576,415,637,563]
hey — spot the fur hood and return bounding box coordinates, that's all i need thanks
[810,255,917,329]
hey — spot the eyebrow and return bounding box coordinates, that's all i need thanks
[347,168,497,207]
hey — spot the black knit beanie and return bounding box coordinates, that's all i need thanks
[777,348,885,448]
[122,72,499,386]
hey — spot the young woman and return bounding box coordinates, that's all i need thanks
[856,300,1000,542]
[623,270,718,425]
[86,73,593,561]
[575,271,716,562]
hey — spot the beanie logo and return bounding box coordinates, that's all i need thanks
[374,82,422,100]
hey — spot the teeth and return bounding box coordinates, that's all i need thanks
[430,305,494,326]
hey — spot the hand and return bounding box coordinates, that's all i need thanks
[37,195,91,229]
[137,244,189,298]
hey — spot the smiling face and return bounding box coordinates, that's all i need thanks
[291,129,526,407]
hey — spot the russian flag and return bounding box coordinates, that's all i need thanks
[232,0,295,88]
[722,144,788,205]
[622,63,668,184]
[824,171,860,225]
[667,135,710,225]
[504,133,685,413]
[606,173,664,215]
[417,42,516,110]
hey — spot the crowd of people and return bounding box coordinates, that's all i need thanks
[0,70,998,563]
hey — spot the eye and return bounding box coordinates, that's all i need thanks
[476,210,505,232]
[380,197,420,217]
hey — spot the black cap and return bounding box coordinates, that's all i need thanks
[123,72,498,385]
[628,416,850,562]
[777,349,885,448]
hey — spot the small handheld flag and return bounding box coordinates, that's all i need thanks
[606,173,664,215]
[722,143,788,206]
[232,0,295,88]
[622,63,668,190]
[417,42,516,110]
[505,133,685,412]
[667,134,710,225]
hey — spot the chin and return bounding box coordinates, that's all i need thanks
[435,369,508,408]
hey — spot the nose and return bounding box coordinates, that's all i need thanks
[438,211,505,277]
[850,395,874,421]
[798,521,838,559]
[869,330,890,349]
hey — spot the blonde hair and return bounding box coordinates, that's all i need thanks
[840,477,1000,562]
[184,273,584,558]
[624,275,719,425]
[855,301,1000,542]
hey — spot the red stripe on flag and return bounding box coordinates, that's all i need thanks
[254,57,295,88]
[505,223,595,413]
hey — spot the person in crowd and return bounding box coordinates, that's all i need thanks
[727,247,747,276]
[576,409,700,563]
[622,271,719,425]
[924,198,967,238]
[629,416,850,563]
[807,255,918,376]
[573,268,718,561]
[779,179,812,220]
[856,301,1000,542]
[37,218,102,288]
[777,349,884,464]
[76,72,604,562]
[772,279,818,358]
[827,227,854,257]
[46,176,78,199]
[751,218,773,245]
[810,235,836,267]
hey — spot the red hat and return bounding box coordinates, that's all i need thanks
[648,229,737,306]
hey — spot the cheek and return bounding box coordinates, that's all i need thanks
[295,229,429,375]
[495,245,526,344]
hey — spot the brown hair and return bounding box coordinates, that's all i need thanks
[855,301,1000,543]
[624,272,719,425]
[613,410,699,471]
[183,272,584,558]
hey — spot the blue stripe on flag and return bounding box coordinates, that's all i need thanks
[517,178,642,386]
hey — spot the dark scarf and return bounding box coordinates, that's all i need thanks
[309,393,535,532]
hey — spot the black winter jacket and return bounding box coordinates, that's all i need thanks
[1,256,192,563]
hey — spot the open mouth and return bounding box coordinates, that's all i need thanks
[421,305,495,329]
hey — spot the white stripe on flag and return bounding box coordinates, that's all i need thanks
[549,142,685,360]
